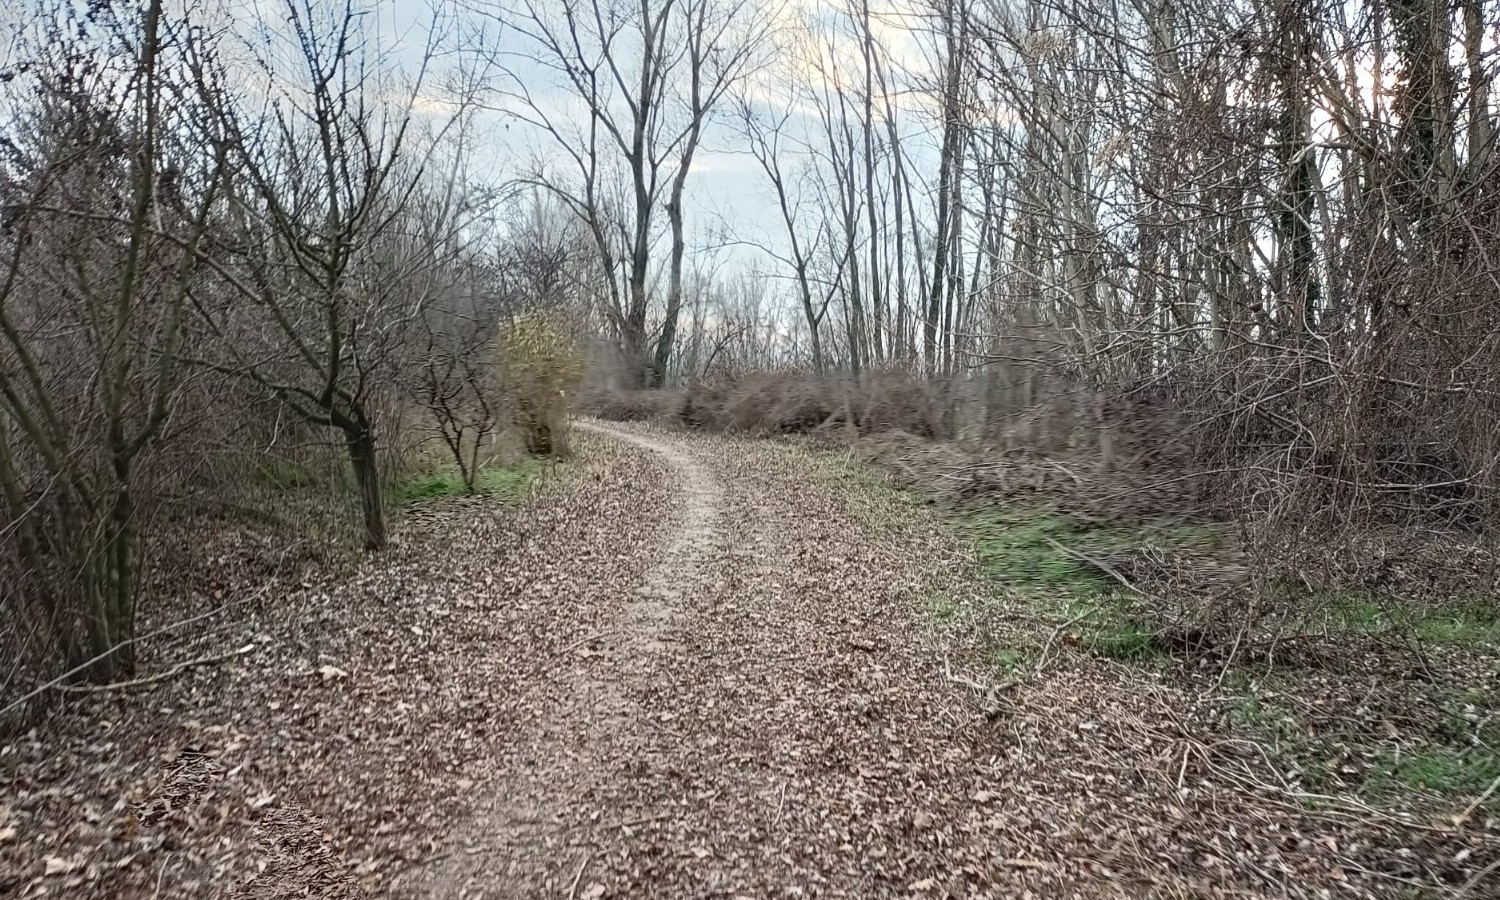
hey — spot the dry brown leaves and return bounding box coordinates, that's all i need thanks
[3,424,1495,899]
[1,436,668,898]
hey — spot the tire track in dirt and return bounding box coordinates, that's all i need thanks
[405,422,721,899]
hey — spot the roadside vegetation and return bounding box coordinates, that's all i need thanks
[963,501,1499,807]
[394,459,551,506]
[603,371,1498,824]
[808,446,1500,820]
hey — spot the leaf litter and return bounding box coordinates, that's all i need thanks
[2,424,1495,898]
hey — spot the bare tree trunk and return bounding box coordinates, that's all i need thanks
[858,0,886,367]
[345,425,386,551]
[1460,0,1492,178]
[926,0,969,376]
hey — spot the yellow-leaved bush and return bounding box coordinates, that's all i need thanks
[498,310,584,457]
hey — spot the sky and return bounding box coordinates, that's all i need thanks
[360,0,942,285]
[0,0,944,296]
[371,0,790,279]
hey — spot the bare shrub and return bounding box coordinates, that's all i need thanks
[0,2,225,686]
[589,389,679,423]
[719,373,836,434]
[677,385,725,429]
[500,310,585,456]
[405,297,502,492]
[586,370,951,439]
[851,372,946,438]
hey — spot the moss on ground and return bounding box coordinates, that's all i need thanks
[960,502,1223,663]
[393,460,548,506]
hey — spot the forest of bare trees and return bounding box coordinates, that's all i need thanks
[5,2,1500,896]
[2,0,1497,692]
[0,0,582,697]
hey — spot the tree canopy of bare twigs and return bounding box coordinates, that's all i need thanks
[482,0,773,388]
[0,0,225,682]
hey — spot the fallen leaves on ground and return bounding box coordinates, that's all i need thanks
[2,425,1495,898]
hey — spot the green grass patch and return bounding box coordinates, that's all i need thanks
[394,470,471,503]
[1222,673,1500,806]
[964,505,1105,594]
[1413,599,1500,646]
[478,461,546,500]
[1293,591,1413,636]
[983,645,1027,674]
[393,460,545,506]
[922,593,965,627]
[1368,746,1500,798]
[1228,688,1278,732]
[963,503,1223,595]
[1088,623,1168,661]
[1064,596,1171,662]
[1295,591,1500,646]
[960,503,1217,663]
[1329,593,1389,633]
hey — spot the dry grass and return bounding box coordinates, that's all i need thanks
[587,370,946,438]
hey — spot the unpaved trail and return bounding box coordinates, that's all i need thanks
[407,423,727,899]
[594,424,722,658]
[396,424,1430,899]
[10,423,1470,899]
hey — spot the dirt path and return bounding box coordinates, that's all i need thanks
[589,423,723,658]
[396,421,990,898]
[393,424,1441,899]
[7,423,1477,899]
[406,423,727,899]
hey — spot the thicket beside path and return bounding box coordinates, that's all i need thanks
[3,424,1482,898]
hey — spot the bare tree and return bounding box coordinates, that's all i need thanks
[735,92,848,375]
[398,159,505,493]
[491,0,770,387]
[0,0,225,679]
[186,0,471,548]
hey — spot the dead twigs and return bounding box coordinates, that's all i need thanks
[566,853,591,900]
[1,544,296,718]
[1452,773,1500,830]
[52,643,257,694]
[606,813,671,830]
[944,656,1019,717]
[1033,608,1096,675]
[1042,534,1140,596]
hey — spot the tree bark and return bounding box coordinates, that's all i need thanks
[345,425,386,551]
